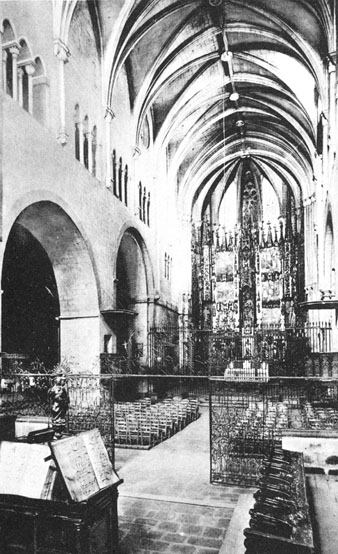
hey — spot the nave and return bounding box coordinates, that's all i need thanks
[116,407,244,554]
[115,408,338,554]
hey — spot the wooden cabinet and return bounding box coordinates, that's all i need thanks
[0,483,122,554]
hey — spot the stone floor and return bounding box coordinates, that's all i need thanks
[115,408,250,554]
[306,473,338,554]
[115,408,338,554]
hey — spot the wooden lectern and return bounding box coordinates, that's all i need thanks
[0,429,123,553]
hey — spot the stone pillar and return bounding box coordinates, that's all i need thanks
[17,67,23,106]
[303,197,311,296]
[104,106,115,187]
[78,119,84,164]
[86,130,93,173]
[9,45,20,101]
[54,39,70,145]
[59,315,100,374]
[329,54,336,152]
[25,63,35,114]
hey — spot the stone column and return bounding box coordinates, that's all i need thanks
[17,66,23,106]
[59,315,100,374]
[25,63,35,114]
[132,146,141,215]
[104,106,115,187]
[54,39,70,145]
[85,129,93,173]
[78,118,84,164]
[328,53,336,152]
[9,45,20,101]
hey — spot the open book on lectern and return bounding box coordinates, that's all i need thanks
[0,441,56,500]
[50,428,120,502]
[0,429,119,503]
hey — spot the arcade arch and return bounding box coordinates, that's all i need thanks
[1,201,100,372]
[112,229,151,366]
[324,211,335,295]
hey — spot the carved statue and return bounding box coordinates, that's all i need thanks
[48,374,70,437]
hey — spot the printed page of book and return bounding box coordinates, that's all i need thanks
[81,429,120,489]
[0,441,52,499]
[50,435,99,502]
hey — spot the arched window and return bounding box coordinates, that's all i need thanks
[2,19,15,42]
[118,157,123,199]
[111,149,117,194]
[83,115,89,169]
[147,192,150,226]
[2,19,17,96]
[74,104,80,161]
[138,182,142,220]
[18,39,35,113]
[92,126,97,176]
[324,212,335,294]
[142,187,146,222]
[5,49,13,96]
[32,56,48,124]
[22,65,29,110]
[124,165,128,206]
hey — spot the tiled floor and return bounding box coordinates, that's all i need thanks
[115,408,249,553]
[118,497,232,554]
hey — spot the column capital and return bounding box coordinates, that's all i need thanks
[57,129,69,146]
[9,44,20,58]
[132,145,141,158]
[326,51,336,71]
[54,39,71,62]
[104,106,115,121]
[2,49,8,62]
[25,63,36,76]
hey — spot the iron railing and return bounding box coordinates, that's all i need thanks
[210,377,338,486]
[2,372,338,488]
[148,322,333,376]
[0,373,115,460]
[0,373,209,465]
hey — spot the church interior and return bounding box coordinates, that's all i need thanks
[1,0,338,553]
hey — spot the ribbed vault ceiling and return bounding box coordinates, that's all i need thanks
[108,0,333,217]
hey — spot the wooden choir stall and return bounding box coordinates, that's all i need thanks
[0,428,122,554]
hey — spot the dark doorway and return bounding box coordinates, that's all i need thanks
[2,224,60,369]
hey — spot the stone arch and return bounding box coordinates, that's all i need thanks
[1,201,100,372]
[1,18,16,42]
[109,227,153,366]
[32,56,48,125]
[17,37,33,62]
[1,19,18,98]
[324,210,335,294]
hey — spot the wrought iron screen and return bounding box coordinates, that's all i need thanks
[0,373,115,460]
[0,372,209,465]
[148,323,333,376]
[210,377,338,486]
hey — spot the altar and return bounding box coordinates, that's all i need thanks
[223,359,269,381]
